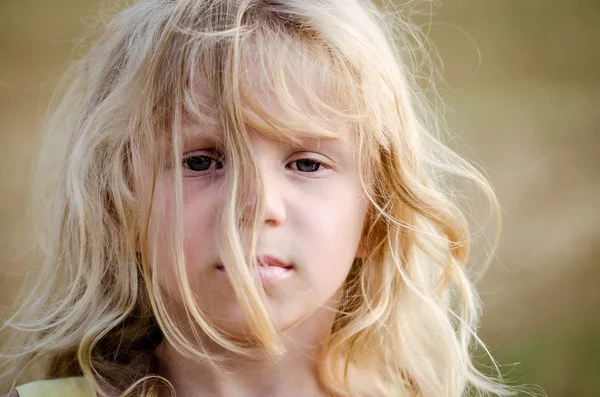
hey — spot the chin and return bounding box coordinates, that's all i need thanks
[207,302,303,338]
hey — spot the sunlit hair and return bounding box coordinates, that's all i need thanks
[1,0,514,396]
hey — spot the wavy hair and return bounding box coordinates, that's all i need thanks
[1,0,512,396]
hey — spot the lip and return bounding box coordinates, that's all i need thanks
[257,255,293,269]
[216,255,294,284]
[215,255,293,269]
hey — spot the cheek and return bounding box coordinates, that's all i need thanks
[309,178,366,249]
[148,177,224,296]
[181,182,224,271]
[296,179,367,289]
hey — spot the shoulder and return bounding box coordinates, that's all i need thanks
[13,377,94,397]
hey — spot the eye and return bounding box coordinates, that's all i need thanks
[288,158,324,173]
[183,153,223,174]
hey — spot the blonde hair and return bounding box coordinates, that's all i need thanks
[1,0,512,396]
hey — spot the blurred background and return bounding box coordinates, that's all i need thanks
[1,0,598,395]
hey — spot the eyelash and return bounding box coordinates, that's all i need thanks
[182,154,224,174]
[287,158,326,173]
[182,153,327,176]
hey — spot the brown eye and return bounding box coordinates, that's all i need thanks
[183,155,223,172]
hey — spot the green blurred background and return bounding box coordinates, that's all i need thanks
[1,1,598,395]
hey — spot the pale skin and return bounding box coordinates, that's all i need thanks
[148,64,369,396]
[151,127,368,397]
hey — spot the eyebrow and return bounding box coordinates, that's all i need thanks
[180,119,223,148]
[300,134,352,152]
[183,132,222,146]
[292,136,358,168]
[180,117,354,159]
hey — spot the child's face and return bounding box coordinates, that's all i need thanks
[149,77,368,338]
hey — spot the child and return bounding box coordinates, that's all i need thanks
[1,0,513,396]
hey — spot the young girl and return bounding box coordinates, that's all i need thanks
[1,0,513,396]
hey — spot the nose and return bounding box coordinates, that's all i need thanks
[260,167,286,227]
[240,154,286,228]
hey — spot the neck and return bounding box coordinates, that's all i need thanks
[155,308,338,397]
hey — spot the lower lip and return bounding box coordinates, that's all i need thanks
[216,265,293,284]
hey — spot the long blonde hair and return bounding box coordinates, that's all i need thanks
[2,0,511,396]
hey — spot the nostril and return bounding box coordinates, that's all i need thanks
[265,218,279,226]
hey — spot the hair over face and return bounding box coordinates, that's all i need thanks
[1,1,511,396]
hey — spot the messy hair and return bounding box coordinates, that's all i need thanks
[1,0,511,396]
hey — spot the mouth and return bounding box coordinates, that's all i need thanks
[258,255,294,269]
[216,255,294,283]
[216,255,293,270]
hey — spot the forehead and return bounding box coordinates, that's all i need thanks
[179,35,354,148]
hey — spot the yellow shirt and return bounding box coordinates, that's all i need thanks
[16,377,94,397]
